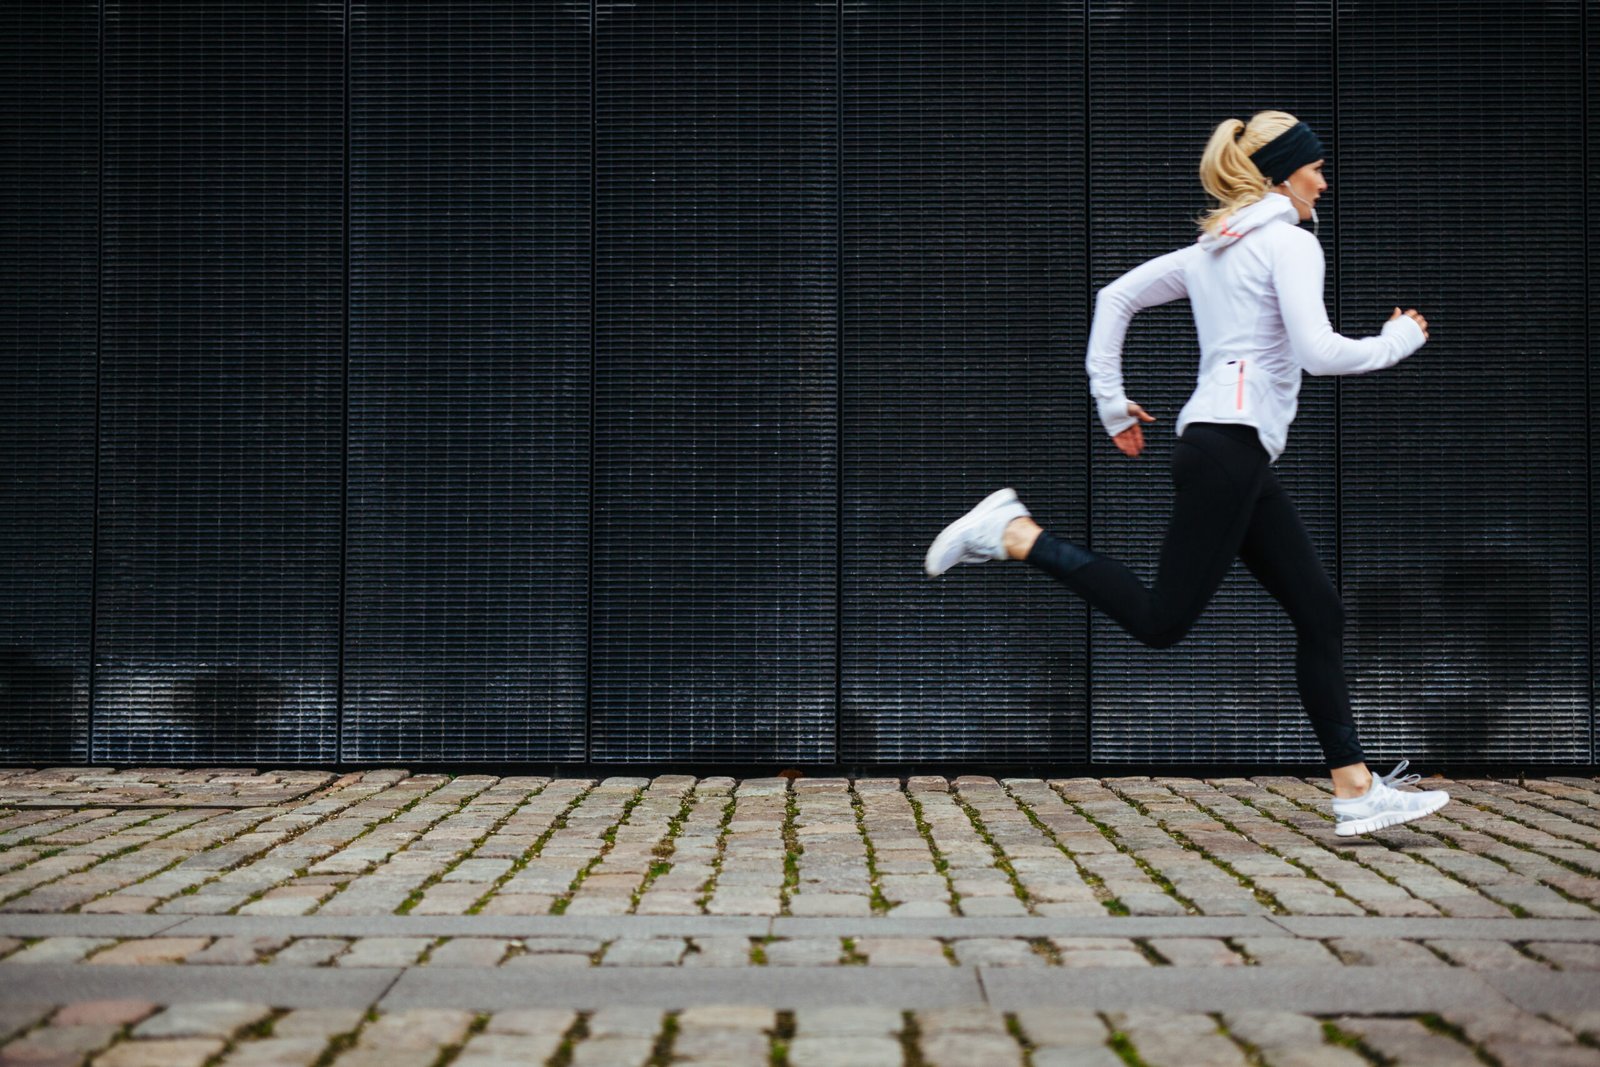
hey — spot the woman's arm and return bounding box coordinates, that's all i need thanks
[1086,246,1196,436]
[1273,229,1426,375]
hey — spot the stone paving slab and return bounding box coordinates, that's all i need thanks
[771,915,1286,938]
[4,960,1594,1016]
[147,914,775,939]
[1481,970,1600,1014]
[381,965,985,1010]
[1,767,1598,1061]
[981,965,1516,1013]
[0,914,194,938]
[1270,915,1600,941]
[0,963,399,1008]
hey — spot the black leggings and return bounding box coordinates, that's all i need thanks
[1025,422,1364,769]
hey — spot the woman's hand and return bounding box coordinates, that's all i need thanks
[1389,306,1429,341]
[1113,403,1156,457]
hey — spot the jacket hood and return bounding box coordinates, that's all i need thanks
[1197,192,1298,253]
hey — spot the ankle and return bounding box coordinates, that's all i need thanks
[1330,765,1373,799]
[1003,517,1043,560]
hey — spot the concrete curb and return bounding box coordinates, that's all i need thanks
[5,963,1594,1014]
[0,964,399,1009]
[4,913,1597,941]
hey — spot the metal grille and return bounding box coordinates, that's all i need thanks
[92,0,344,762]
[1590,0,1598,768]
[1087,0,1337,762]
[840,0,1088,762]
[1335,0,1591,762]
[341,0,591,760]
[0,1,1593,767]
[0,1,98,762]
[587,0,840,761]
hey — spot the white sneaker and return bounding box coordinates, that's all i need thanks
[1331,760,1450,836]
[924,488,1031,577]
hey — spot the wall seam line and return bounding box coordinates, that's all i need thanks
[585,0,597,764]
[336,0,351,764]
[88,0,106,762]
[834,0,845,765]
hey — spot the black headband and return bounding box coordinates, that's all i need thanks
[1247,121,1325,185]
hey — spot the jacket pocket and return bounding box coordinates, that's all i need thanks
[1204,358,1265,416]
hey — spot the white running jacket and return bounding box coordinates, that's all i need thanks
[1085,191,1426,462]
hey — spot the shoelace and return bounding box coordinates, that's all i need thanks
[1378,759,1422,789]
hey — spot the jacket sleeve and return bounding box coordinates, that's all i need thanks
[1273,229,1425,376]
[1086,246,1195,436]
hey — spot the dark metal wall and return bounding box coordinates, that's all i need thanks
[1,0,1593,766]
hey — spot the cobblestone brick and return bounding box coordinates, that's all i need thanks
[1013,1008,1105,1048]
[520,936,602,956]
[51,1000,157,1028]
[96,1036,227,1066]
[420,937,509,967]
[1222,1011,1366,1067]
[4,936,115,964]
[184,936,287,966]
[682,937,751,967]
[949,938,1045,967]
[1235,937,1342,967]
[268,937,348,966]
[1333,1017,1480,1066]
[270,1009,365,1039]
[600,938,685,966]
[454,1032,570,1066]
[336,936,432,967]
[792,1007,902,1036]
[88,937,211,965]
[133,1001,272,1039]
[764,938,841,966]
[856,937,949,966]
[334,1008,474,1066]
[1105,1010,1248,1067]
[1146,937,1245,967]
[788,1035,904,1066]
[1426,938,1548,970]
[1529,941,1600,969]
[1,1021,122,1062]
[1328,937,1447,967]
[1050,937,1150,968]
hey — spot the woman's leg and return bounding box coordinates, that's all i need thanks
[1235,470,1370,788]
[1018,425,1269,649]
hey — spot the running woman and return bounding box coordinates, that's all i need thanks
[925,110,1449,836]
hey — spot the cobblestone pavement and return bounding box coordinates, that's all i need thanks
[0,767,1597,1065]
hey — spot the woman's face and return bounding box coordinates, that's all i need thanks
[1279,159,1327,220]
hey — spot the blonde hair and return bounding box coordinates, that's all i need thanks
[1196,110,1300,235]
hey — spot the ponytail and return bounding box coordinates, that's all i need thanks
[1196,110,1299,235]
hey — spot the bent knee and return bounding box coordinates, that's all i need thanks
[1141,621,1194,649]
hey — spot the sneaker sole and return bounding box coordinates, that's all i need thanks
[1334,793,1450,837]
[924,488,1019,577]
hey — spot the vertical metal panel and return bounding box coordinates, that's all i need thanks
[1591,0,1597,767]
[0,1,98,762]
[1337,1,1589,761]
[94,0,345,761]
[342,0,591,761]
[588,0,839,762]
[1087,1,1336,762]
[840,1,1088,762]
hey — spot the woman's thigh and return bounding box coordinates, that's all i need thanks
[1145,426,1270,633]
[1237,473,1342,630]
